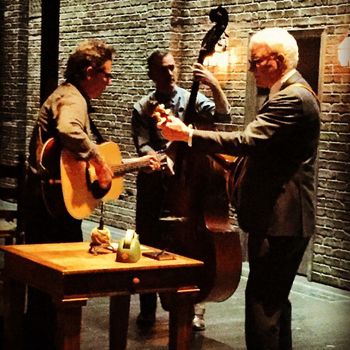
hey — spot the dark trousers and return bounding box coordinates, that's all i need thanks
[24,171,83,245]
[245,235,310,350]
[24,172,83,350]
[136,171,166,315]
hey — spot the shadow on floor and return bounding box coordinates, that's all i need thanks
[81,221,350,350]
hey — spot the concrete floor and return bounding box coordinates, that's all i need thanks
[1,203,349,349]
[81,221,350,350]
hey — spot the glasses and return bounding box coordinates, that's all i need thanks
[249,53,283,70]
[248,57,268,70]
[97,69,114,80]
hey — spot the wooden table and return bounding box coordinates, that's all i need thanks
[0,242,203,350]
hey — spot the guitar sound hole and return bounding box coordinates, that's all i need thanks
[90,180,110,199]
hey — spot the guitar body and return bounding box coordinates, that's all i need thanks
[40,138,160,219]
[61,142,124,219]
[39,138,68,218]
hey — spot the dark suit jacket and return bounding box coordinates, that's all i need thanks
[192,71,320,237]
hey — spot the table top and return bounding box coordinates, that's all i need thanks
[0,242,204,275]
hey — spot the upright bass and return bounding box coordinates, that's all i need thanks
[157,6,242,303]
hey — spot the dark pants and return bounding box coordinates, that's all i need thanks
[136,171,166,315]
[24,171,83,350]
[245,235,310,350]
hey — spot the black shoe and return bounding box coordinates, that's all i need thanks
[136,312,156,328]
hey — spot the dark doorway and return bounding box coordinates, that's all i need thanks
[292,29,322,94]
[291,29,323,278]
[40,0,60,105]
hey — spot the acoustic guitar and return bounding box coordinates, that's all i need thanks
[39,137,164,219]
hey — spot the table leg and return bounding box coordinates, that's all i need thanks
[55,298,87,350]
[109,294,130,350]
[168,287,199,350]
[3,277,25,350]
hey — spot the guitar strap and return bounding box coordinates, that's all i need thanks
[35,126,45,173]
[89,115,105,144]
[88,114,108,215]
[292,83,320,106]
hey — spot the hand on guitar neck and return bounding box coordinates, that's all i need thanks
[40,137,166,219]
[151,103,173,123]
[152,104,192,143]
[153,104,240,172]
[89,151,161,193]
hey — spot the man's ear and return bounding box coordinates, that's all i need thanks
[85,66,94,80]
[276,54,287,71]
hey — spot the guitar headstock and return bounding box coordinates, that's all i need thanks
[151,103,173,123]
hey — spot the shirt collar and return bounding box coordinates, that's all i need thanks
[155,86,178,104]
[67,81,92,108]
[269,68,297,99]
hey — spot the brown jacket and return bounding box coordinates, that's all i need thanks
[28,82,97,173]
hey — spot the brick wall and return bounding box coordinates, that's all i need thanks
[1,0,349,290]
[0,0,29,165]
[314,24,350,289]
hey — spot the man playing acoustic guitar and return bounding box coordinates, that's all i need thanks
[24,39,159,350]
[26,39,116,249]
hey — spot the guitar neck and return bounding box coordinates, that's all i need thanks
[111,159,150,177]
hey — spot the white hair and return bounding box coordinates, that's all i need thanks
[249,28,299,70]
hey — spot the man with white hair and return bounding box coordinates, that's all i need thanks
[158,28,320,349]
